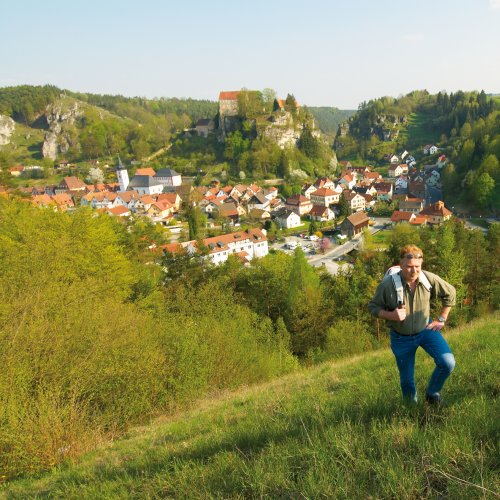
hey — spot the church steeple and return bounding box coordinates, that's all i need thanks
[115,156,129,191]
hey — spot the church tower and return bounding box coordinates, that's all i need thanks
[115,156,129,191]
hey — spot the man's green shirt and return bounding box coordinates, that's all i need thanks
[368,270,456,335]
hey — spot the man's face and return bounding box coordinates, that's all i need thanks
[401,257,422,283]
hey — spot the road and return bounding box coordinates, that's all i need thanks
[270,217,390,275]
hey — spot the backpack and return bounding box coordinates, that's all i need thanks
[384,265,432,307]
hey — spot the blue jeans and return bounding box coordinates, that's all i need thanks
[390,328,455,402]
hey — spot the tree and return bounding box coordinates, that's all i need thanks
[285,248,325,354]
[187,206,206,241]
[436,223,467,319]
[478,154,499,180]
[473,172,495,208]
[284,93,297,113]
[262,88,277,113]
[459,139,475,172]
[298,126,320,158]
[338,194,349,217]
[86,167,104,184]
[237,90,263,118]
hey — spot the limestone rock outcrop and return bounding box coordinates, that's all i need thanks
[42,99,83,160]
[0,115,15,146]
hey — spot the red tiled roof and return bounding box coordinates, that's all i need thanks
[62,176,86,190]
[107,205,129,216]
[135,168,156,176]
[219,91,240,100]
[391,211,414,222]
[420,201,452,217]
[311,187,336,197]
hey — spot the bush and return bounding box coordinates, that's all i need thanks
[323,319,374,359]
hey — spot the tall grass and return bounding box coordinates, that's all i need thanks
[3,314,498,498]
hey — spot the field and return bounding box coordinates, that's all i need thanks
[370,229,392,249]
[403,113,442,149]
[3,315,499,499]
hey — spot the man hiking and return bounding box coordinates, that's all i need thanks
[368,244,456,404]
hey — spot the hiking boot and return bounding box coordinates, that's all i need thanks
[425,393,443,406]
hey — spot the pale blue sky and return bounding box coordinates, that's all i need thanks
[2,0,499,108]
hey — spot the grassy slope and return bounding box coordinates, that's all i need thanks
[403,112,442,150]
[3,315,499,499]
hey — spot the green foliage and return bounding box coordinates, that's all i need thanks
[187,205,206,240]
[5,316,499,498]
[307,106,356,136]
[323,319,374,359]
[0,85,218,166]
[285,248,326,355]
[298,125,321,158]
[0,199,297,478]
[337,89,498,188]
[0,85,61,124]
[237,90,264,119]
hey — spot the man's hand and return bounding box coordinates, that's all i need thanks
[381,306,406,322]
[393,306,406,322]
[427,320,445,331]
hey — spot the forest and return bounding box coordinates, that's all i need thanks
[335,90,500,213]
[0,196,498,478]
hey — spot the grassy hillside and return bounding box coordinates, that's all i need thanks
[402,112,442,149]
[3,315,498,499]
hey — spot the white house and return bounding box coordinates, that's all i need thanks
[309,205,335,222]
[154,168,182,190]
[394,176,409,192]
[423,144,438,155]
[127,175,164,196]
[275,209,301,229]
[164,228,268,266]
[310,187,340,207]
[388,164,404,178]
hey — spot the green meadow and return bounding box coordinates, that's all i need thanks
[3,315,498,499]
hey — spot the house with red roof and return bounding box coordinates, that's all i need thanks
[399,197,424,214]
[309,205,335,222]
[55,176,86,194]
[310,187,339,207]
[341,212,370,237]
[391,211,416,224]
[9,165,25,177]
[285,194,313,216]
[162,228,268,266]
[106,205,130,217]
[342,191,366,212]
[337,174,356,190]
[419,201,452,224]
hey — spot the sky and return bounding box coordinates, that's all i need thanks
[2,0,500,109]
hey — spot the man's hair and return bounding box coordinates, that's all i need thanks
[400,244,424,259]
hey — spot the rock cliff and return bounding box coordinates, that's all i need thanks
[42,99,83,160]
[261,111,320,149]
[0,115,15,146]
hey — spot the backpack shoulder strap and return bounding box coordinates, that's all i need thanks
[419,270,432,292]
[391,272,404,306]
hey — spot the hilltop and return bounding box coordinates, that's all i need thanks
[3,315,498,498]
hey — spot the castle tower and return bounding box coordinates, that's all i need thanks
[115,156,129,191]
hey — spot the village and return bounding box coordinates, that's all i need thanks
[3,140,454,271]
